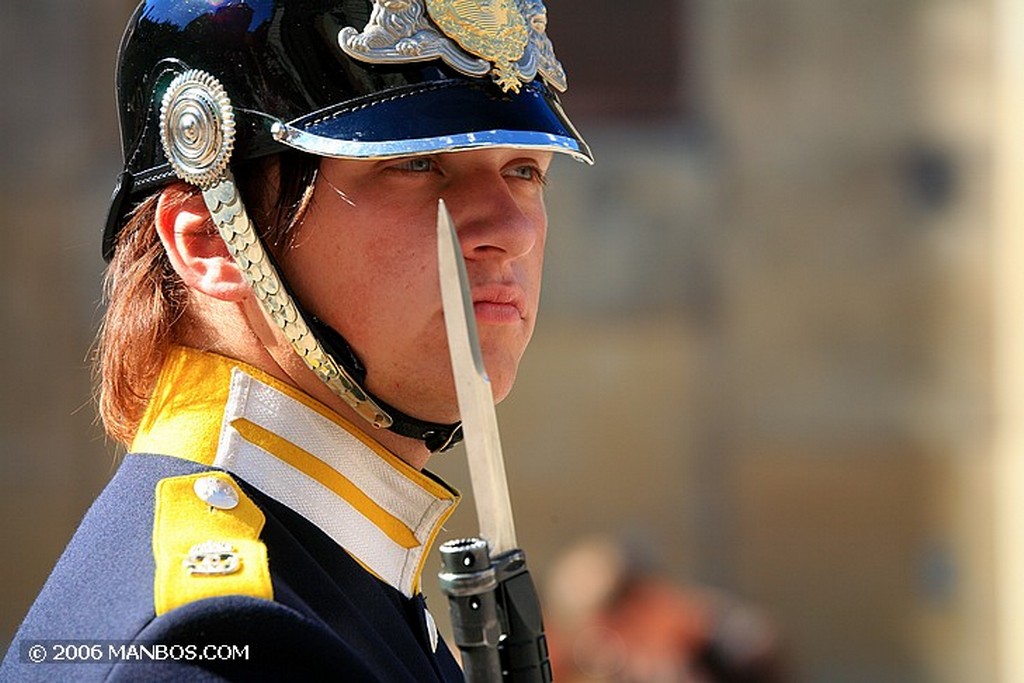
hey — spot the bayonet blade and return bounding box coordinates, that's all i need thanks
[437,199,518,555]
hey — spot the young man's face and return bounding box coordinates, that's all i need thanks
[279,148,553,424]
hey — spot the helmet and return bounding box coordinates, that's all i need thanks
[104,0,591,257]
[104,0,591,451]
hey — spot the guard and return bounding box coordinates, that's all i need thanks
[0,1,590,681]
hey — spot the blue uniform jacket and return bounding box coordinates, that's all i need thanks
[1,348,465,682]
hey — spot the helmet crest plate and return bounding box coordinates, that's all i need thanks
[425,0,528,92]
[339,0,567,93]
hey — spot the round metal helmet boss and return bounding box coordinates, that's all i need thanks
[104,0,592,258]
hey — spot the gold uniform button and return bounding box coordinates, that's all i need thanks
[193,475,240,510]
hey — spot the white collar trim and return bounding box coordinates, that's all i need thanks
[213,368,458,597]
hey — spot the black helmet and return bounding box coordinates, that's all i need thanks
[104,0,590,452]
[104,0,592,258]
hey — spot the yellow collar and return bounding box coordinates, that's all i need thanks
[132,346,459,597]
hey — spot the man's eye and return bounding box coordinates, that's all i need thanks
[505,165,547,184]
[393,157,437,173]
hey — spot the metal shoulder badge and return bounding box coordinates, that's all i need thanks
[340,0,568,93]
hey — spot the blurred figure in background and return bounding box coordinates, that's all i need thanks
[544,536,786,683]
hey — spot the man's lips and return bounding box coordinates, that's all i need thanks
[471,283,527,324]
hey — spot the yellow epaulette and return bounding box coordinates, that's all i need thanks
[152,471,273,616]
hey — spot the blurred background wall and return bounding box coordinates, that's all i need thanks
[0,1,1016,681]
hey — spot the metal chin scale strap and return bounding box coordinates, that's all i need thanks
[158,69,460,451]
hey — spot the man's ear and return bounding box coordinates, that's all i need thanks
[155,186,249,301]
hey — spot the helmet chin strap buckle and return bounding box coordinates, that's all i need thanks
[159,69,464,452]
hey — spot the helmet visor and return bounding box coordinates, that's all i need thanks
[271,79,593,164]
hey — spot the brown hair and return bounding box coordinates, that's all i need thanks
[95,152,320,446]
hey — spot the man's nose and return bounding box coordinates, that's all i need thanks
[442,173,542,263]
